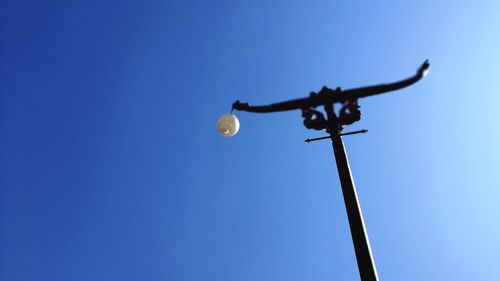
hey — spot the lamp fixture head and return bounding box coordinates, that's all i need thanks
[216,114,240,137]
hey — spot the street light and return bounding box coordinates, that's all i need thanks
[218,60,430,281]
[216,113,240,137]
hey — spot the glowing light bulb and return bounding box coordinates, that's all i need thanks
[216,114,240,137]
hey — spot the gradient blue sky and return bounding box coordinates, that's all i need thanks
[1,1,500,280]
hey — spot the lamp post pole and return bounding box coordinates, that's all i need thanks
[220,61,430,281]
[321,98,379,281]
[329,126,378,281]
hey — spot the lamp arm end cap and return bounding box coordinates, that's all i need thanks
[232,100,250,111]
[418,59,430,77]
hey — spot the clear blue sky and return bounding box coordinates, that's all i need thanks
[1,1,500,280]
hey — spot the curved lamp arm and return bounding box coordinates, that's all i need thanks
[233,60,430,113]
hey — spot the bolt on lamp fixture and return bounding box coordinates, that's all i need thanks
[217,60,430,281]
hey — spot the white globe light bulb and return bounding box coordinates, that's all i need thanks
[216,114,240,137]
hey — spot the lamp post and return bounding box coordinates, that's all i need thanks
[218,61,430,281]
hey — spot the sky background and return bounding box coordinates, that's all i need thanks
[1,0,500,280]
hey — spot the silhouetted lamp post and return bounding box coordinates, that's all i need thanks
[217,61,430,281]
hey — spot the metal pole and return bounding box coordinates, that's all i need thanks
[230,61,430,280]
[330,128,379,281]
